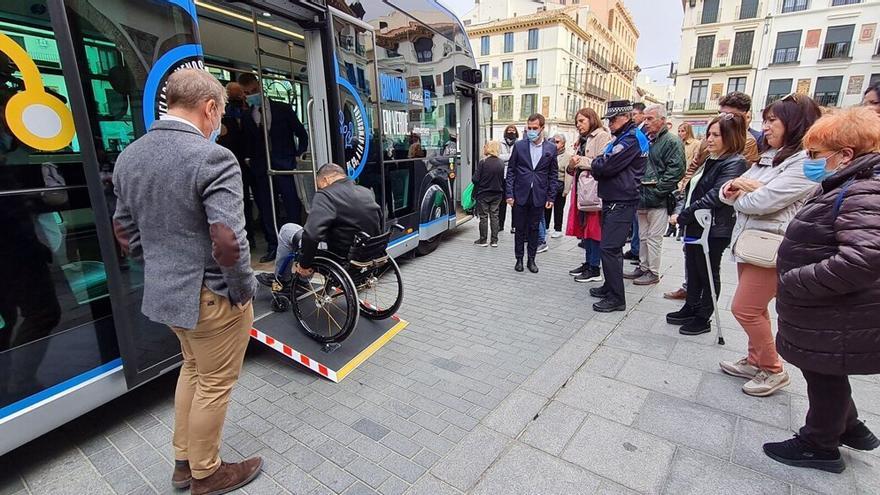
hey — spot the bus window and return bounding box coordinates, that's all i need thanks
[0,1,118,410]
[62,0,202,385]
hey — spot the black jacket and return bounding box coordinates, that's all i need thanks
[776,153,880,375]
[299,178,383,267]
[677,153,748,239]
[590,121,648,203]
[473,156,505,200]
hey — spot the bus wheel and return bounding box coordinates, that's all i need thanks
[416,232,444,256]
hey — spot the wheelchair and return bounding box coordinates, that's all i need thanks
[269,227,404,345]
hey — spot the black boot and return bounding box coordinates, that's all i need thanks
[589,286,608,298]
[679,318,711,336]
[593,298,625,313]
[763,436,845,474]
[527,258,538,273]
[514,258,524,272]
[666,305,696,325]
[840,421,880,451]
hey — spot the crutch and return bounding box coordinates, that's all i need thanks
[684,209,725,345]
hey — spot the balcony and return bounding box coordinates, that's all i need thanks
[813,92,840,107]
[588,50,610,70]
[680,98,721,114]
[523,77,538,86]
[499,80,513,89]
[585,83,608,100]
[691,51,754,72]
[781,0,808,12]
[771,47,799,64]
[820,42,851,60]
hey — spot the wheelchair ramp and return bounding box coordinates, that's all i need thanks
[251,291,408,382]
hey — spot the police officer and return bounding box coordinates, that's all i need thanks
[587,100,649,312]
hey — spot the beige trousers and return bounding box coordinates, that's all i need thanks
[637,207,669,275]
[171,287,253,479]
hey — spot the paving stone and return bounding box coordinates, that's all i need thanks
[405,474,461,495]
[582,345,632,378]
[379,452,427,484]
[430,426,508,491]
[696,373,791,429]
[604,327,679,360]
[29,465,113,495]
[282,440,326,472]
[667,339,749,375]
[596,479,640,495]
[850,450,880,494]
[731,418,858,494]
[102,464,146,495]
[520,400,588,456]
[349,436,394,463]
[520,341,598,397]
[483,389,547,438]
[561,415,675,493]
[311,460,357,493]
[121,446,164,471]
[380,432,421,458]
[617,354,705,399]
[107,427,145,454]
[411,448,441,469]
[88,446,128,476]
[377,475,409,495]
[342,480,379,495]
[555,371,650,425]
[353,418,392,442]
[472,443,601,495]
[273,464,321,494]
[344,456,392,489]
[634,392,737,458]
[316,439,358,468]
[663,447,791,494]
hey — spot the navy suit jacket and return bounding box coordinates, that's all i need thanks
[243,99,309,173]
[505,139,558,207]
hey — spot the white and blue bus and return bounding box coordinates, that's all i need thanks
[0,0,491,455]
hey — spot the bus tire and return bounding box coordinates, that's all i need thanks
[416,183,449,256]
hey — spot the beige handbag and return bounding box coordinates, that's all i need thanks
[733,229,784,268]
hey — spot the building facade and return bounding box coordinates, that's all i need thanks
[463,0,639,138]
[671,0,880,136]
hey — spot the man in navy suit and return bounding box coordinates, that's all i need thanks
[505,113,557,273]
[239,73,309,263]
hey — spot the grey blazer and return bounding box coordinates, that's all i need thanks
[113,119,257,329]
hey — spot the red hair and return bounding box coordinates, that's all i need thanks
[803,107,880,157]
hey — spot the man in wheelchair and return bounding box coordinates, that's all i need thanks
[256,163,383,290]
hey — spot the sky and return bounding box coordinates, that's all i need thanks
[442,0,683,84]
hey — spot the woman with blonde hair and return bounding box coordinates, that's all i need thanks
[678,122,701,165]
[763,106,880,473]
[566,107,613,282]
[472,140,505,246]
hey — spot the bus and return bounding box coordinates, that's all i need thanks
[0,0,491,456]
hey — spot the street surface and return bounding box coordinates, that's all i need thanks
[1,219,878,494]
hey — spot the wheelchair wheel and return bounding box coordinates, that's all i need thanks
[271,294,291,313]
[357,256,404,320]
[292,257,359,344]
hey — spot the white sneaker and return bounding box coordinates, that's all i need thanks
[742,369,790,397]
[719,358,759,379]
[551,232,563,239]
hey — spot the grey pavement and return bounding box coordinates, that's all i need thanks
[2,217,879,495]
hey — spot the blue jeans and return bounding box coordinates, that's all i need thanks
[584,239,601,267]
[538,218,546,244]
[274,223,303,281]
[630,214,640,255]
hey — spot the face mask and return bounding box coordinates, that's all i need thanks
[803,157,838,183]
[505,132,516,141]
[246,93,262,107]
[526,130,540,142]
[208,109,222,142]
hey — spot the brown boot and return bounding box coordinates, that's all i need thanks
[664,287,687,300]
[190,457,263,495]
[171,460,191,489]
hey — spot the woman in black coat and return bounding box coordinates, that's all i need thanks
[763,107,880,473]
[666,113,748,336]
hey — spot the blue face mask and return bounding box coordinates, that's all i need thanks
[802,158,828,183]
[803,154,839,183]
[246,93,262,107]
[208,110,222,142]
[526,129,540,142]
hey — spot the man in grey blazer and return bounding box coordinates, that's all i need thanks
[113,68,261,495]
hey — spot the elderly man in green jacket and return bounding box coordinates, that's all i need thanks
[625,104,685,285]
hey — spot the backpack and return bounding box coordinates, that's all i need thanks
[577,171,601,212]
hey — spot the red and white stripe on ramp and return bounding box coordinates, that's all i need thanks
[249,327,338,382]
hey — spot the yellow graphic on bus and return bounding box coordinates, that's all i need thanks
[0,32,75,151]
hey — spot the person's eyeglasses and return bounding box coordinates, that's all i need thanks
[807,149,840,160]
[717,112,736,121]
[781,92,798,103]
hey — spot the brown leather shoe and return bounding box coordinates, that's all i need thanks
[190,457,263,495]
[171,460,191,489]
[664,287,687,300]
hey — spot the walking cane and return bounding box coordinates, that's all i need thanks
[684,209,725,345]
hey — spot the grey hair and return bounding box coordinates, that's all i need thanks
[645,103,667,119]
[317,163,347,179]
[166,68,225,111]
[553,133,567,144]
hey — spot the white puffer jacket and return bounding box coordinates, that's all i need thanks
[721,149,818,262]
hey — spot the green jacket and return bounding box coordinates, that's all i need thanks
[639,127,686,209]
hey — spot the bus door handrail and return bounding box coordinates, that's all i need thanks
[306,97,318,190]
